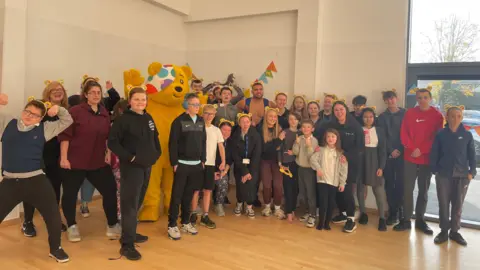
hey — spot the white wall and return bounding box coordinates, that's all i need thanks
[25,0,187,98]
[186,11,298,99]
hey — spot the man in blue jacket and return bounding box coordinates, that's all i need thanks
[430,106,476,246]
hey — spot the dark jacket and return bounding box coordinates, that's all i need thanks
[377,108,406,155]
[430,124,477,178]
[315,114,365,183]
[232,127,262,176]
[58,103,111,170]
[366,126,387,170]
[169,113,206,166]
[108,109,161,168]
[350,111,363,124]
[42,115,61,166]
[278,108,290,130]
[257,124,282,161]
[319,110,333,124]
[216,138,234,171]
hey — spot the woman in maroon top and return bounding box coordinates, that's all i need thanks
[59,80,120,243]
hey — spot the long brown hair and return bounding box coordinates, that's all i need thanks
[42,81,68,108]
[262,108,280,143]
[323,128,343,153]
[289,96,309,120]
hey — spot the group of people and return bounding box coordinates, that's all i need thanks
[0,77,475,264]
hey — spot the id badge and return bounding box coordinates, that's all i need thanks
[242,158,250,164]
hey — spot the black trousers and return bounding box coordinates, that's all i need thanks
[282,162,298,214]
[120,163,151,245]
[336,182,355,217]
[384,156,404,218]
[168,163,203,227]
[24,163,63,222]
[61,166,118,227]
[317,183,337,227]
[234,169,258,206]
[0,175,62,252]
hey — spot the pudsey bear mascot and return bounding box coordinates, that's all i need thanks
[124,62,192,221]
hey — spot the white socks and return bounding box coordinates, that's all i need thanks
[274,205,281,210]
[348,216,355,222]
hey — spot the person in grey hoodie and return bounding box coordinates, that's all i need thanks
[213,86,239,126]
[377,89,406,225]
[310,128,348,231]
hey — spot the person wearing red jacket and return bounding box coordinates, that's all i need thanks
[394,88,443,234]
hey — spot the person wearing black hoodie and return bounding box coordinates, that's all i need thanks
[108,87,161,260]
[314,100,365,233]
[430,106,476,246]
[377,89,406,225]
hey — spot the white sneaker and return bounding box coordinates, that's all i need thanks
[274,208,286,220]
[106,223,122,239]
[168,226,181,240]
[262,205,272,217]
[215,204,225,217]
[67,225,81,243]
[306,216,316,228]
[299,213,310,222]
[246,208,255,219]
[181,223,198,235]
[234,203,243,216]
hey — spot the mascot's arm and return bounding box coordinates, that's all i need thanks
[168,118,181,167]
[231,85,244,105]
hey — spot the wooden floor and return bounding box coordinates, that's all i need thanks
[1,201,479,270]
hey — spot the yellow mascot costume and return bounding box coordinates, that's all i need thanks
[124,62,192,221]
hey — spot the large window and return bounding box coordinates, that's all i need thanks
[408,0,480,226]
[410,0,480,63]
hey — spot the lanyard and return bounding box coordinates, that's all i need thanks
[244,135,249,158]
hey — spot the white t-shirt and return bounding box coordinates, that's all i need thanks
[205,125,224,166]
[363,127,379,148]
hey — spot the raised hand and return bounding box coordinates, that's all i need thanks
[0,93,8,106]
[47,105,60,117]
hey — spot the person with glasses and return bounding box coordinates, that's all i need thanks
[58,80,120,243]
[0,93,72,263]
[190,104,225,229]
[167,93,207,240]
[22,80,69,237]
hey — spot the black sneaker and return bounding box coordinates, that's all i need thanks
[359,213,369,225]
[22,221,37,237]
[200,215,217,229]
[449,231,467,246]
[316,223,323,231]
[49,248,70,263]
[332,214,348,224]
[386,214,398,226]
[135,233,149,243]
[415,220,434,235]
[378,218,387,232]
[434,230,449,245]
[253,199,262,208]
[61,223,67,232]
[189,213,198,226]
[343,218,357,233]
[120,244,142,261]
[324,223,331,231]
[393,220,412,231]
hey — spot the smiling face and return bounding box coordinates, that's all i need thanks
[129,92,147,112]
[145,63,192,106]
[220,124,232,140]
[275,94,287,109]
[293,97,305,111]
[384,96,397,108]
[323,97,334,112]
[252,84,264,99]
[239,116,251,132]
[44,81,66,106]
[202,106,216,124]
[265,109,278,127]
[334,103,347,123]
[308,102,320,117]
[362,110,375,127]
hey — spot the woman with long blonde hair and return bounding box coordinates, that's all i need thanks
[258,107,286,219]
[22,80,69,237]
[290,95,309,120]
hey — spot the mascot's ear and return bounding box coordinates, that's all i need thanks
[181,66,193,80]
[148,62,163,76]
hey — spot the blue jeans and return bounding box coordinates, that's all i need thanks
[81,180,95,203]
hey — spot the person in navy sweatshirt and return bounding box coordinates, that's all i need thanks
[108,86,161,260]
[430,106,476,246]
[0,93,72,263]
[394,87,443,234]
[167,93,206,241]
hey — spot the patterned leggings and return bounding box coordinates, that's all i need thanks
[215,175,229,204]
[113,167,121,220]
